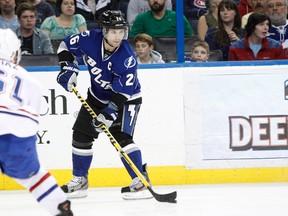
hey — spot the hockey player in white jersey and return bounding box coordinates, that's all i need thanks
[0,29,73,216]
[57,10,152,200]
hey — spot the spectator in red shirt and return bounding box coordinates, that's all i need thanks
[237,0,253,17]
[229,13,285,60]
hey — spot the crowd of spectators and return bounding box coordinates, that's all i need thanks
[0,0,287,63]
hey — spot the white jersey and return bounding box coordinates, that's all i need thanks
[0,59,41,137]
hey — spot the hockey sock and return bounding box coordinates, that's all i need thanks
[120,143,142,179]
[72,147,93,177]
[15,167,67,216]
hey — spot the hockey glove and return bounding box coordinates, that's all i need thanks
[92,106,118,133]
[57,62,79,92]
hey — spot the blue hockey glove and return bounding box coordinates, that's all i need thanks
[57,62,79,92]
[92,106,118,133]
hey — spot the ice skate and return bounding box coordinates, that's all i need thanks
[121,164,153,200]
[61,176,88,198]
[56,200,73,216]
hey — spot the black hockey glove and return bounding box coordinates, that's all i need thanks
[92,106,118,133]
[57,62,79,92]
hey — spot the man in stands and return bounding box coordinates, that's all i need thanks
[0,0,20,31]
[18,0,55,27]
[127,0,172,27]
[265,0,288,49]
[15,2,54,55]
[129,0,192,38]
[237,0,253,17]
[241,0,266,28]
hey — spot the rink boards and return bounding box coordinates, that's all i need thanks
[1,61,288,189]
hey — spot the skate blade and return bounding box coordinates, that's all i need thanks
[66,190,88,199]
[122,189,153,200]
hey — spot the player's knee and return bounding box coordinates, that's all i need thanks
[72,131,93,149]
[72,139,93,149]
[14,167,47,189]
[113,132,134,148]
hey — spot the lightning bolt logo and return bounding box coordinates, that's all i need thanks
[124,56,136,69]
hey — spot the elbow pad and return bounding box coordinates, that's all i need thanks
[58,50,75,64]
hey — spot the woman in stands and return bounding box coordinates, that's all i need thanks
[40,0,87,40]
[204,0,243,60]
[197,0,222,41]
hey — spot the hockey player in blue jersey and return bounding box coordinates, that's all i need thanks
[0,29,73,216]
[56,10,152,200]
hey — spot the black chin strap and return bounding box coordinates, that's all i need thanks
[104,38,115,48]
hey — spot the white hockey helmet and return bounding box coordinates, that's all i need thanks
[0,28,21,64]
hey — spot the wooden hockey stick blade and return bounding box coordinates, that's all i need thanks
[147,187,177,203]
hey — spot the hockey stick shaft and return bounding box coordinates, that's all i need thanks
[72,87,177,203]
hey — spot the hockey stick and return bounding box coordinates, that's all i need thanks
[72,87,177,203]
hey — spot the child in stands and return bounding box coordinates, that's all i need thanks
[186,40,210,62]
[133,33,165,64]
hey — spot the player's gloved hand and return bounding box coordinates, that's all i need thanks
[57,61,79,92]
[92,107,118,133]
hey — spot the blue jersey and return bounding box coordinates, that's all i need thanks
[267,22,288,49]
[63,30,141,103]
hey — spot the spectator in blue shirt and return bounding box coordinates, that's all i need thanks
[265,0,288,49]
[0,0,20,31]
[15,2,54,55]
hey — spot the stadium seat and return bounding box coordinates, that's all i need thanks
[154,36,198,62]
[184,49,223,62]
[86,20,100,30]
[126,37,134,47]
[189,18,199,35]
[51,39,62,53]
[20,54,59,66]
[208,50,223,61]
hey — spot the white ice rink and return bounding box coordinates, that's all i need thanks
[0,183,288,216]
